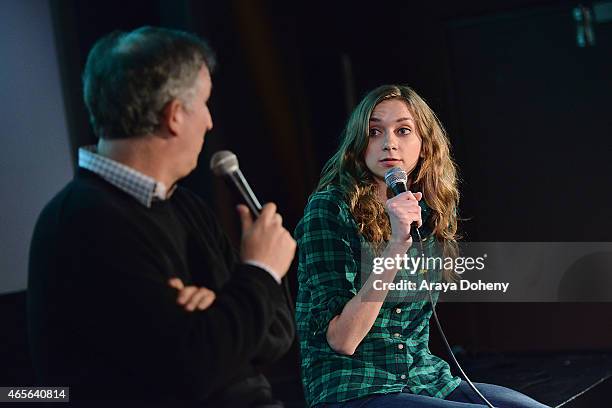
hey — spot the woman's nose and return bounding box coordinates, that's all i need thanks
[382,133,397,150]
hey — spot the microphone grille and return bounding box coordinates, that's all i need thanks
[210,150,239,176]
[384,167,407,188]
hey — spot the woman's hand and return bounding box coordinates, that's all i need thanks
[327,192,422,355]
[385,191,423,244]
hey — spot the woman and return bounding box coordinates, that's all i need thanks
[295,85,548,407]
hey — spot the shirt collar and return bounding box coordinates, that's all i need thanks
[78,145,176,207]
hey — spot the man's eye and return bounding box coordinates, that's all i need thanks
[369,128,380,137]
[398,127,412,135]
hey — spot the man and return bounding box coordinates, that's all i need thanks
[28,26,296,407]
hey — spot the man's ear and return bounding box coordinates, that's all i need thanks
[162,99,183,136]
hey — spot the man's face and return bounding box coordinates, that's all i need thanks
[364,98,422,184]
[177,66,213,176]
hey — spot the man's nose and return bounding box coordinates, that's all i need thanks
[207,112,214,131]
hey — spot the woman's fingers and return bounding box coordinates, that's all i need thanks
[387,192,424,241]
[398,213,423,228]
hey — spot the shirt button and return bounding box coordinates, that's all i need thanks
[398,344,404,350]
[400,374,406,380]
[394,333,401,338]
[395,308,402,314]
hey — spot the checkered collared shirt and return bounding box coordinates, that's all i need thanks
[295,186,461,406]
[78,145,175,208]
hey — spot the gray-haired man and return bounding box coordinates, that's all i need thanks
[28,26,295,407]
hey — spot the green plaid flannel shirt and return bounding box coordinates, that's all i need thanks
[295,187,461,407]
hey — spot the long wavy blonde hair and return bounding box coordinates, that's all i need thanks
[317,85,460,262]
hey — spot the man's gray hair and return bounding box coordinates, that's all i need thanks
[82,26,216,140]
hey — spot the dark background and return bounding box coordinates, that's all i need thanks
[2,0,611,406]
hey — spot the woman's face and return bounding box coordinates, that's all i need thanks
[364,98,422,184]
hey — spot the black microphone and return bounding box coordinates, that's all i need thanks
[210,151,295,313]
[384,167,420,238]
[210,150,262,217]
[384,167,408,196]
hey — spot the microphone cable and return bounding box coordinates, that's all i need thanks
[383,167,494,405]
[413,226,496,408]
[553,373,610,408]
[413,227,607,408]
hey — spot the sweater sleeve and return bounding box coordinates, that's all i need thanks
[191,192,295,366]
[63,196,285,399]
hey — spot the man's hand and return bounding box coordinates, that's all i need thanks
[168,278,216,312]
[237,203,296,282]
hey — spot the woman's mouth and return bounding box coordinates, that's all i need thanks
[379,158,402,167]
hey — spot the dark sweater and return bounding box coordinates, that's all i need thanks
[28,168,292,405]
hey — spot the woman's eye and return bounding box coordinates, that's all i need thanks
[398,127,412,135]
[369,128,381,137]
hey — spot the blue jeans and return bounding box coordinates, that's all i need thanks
[316,381,550,407]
